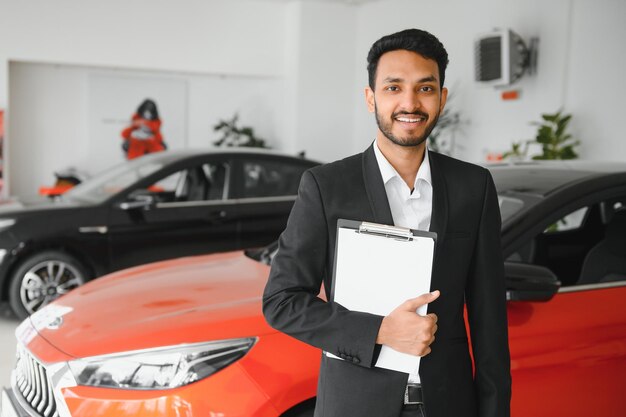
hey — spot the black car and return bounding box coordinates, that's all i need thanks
[0,149,319,318]
[490,160,626,288]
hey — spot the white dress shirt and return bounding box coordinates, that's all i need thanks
[373,141,433,384]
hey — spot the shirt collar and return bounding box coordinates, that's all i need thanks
[373,140,432,188]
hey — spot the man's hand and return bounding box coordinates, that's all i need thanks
[376,290,440,357]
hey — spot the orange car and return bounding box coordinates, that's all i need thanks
[2,162,626,417]
[3,250,321,417]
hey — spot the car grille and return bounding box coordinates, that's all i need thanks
[13,345,59,417]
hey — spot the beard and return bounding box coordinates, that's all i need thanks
[375,104,440,148]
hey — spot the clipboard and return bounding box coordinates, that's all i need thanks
[326,219,437,375]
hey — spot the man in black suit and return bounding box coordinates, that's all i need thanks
[263,29,511,417]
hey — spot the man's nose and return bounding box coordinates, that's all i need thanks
[399,89,423,112]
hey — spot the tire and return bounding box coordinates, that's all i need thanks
[287,410,313,417]
[281,399,315,417]
[9,250,90,319]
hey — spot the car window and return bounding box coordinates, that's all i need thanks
[241,160,308,198]
[498,195,525,223]
[66,161,164,203]
[507,195,626,287]
[142,170,186,202]
[202,162,228,200]
[134,162,229,203]
[543,207,589,234]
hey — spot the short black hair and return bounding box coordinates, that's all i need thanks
[367,28,449,89]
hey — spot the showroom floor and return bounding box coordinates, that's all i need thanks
[0,302,19,388]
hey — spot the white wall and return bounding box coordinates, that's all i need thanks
[8,62,89,198]
[565,0,626,161]
[284,1,357,162]
[187,74,286,150]
[0,0,285,86]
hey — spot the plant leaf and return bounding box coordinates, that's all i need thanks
[542,113,558,122]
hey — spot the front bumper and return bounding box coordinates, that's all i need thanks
[6,320,281,417]
[4,362,278,417]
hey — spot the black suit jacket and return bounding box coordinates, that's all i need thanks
[263,145,511,417]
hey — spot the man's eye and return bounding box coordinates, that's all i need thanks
[385,86,399,92]
[420,86,434,92]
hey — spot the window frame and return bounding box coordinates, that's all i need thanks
[503,183,626,292]
[113,155,235,208]
[229,154,315,201]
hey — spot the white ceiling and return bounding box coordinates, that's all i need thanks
[248,0,382,5]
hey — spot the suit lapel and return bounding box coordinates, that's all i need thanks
[362,144,394,225]
[428,151,449,250]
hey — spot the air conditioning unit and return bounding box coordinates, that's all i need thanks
[474,29,537,87]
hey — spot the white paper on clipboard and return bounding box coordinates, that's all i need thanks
[326,219,436,374]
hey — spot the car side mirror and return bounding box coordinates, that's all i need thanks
[118,192,156,211]
[505,262,561,302]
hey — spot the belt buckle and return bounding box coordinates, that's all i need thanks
[404,384,423,405]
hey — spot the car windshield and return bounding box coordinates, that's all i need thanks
[489,166,563,224]
[64,154,178,204]
[248,192,527,267]
[246,195,539,266]
[497,192,539,224]
[246,166,593,265]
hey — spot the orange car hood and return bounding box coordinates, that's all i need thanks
[31,251,274,359]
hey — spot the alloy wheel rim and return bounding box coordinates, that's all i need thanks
[19,260,85,314]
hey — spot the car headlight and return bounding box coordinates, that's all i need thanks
[68,338,256,390]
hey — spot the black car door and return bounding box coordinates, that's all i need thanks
[107,158,239,271]
[231,155,316,249]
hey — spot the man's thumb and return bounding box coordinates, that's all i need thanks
[402,290,440,311]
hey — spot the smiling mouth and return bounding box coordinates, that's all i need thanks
[394,115,427,124]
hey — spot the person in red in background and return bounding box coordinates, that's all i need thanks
[121,99,167,159]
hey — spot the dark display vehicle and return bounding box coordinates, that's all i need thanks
[0,149,319,318]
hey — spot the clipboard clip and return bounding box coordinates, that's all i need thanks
[358,222,413,241]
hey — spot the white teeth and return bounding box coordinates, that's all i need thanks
[396,117,424,123]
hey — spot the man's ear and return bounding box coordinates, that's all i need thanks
[439,87,448,113]
[365,87,375,113]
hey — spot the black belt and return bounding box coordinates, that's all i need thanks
[404,383,424,405]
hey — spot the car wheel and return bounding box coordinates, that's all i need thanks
[287,410,313,417]
[281,399,315,417]
[9,251,90,319]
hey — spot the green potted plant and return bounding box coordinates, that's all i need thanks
[502,110,580,161]
[213,113,268,148]
[501,140,531,161]
[531,110,579,160]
